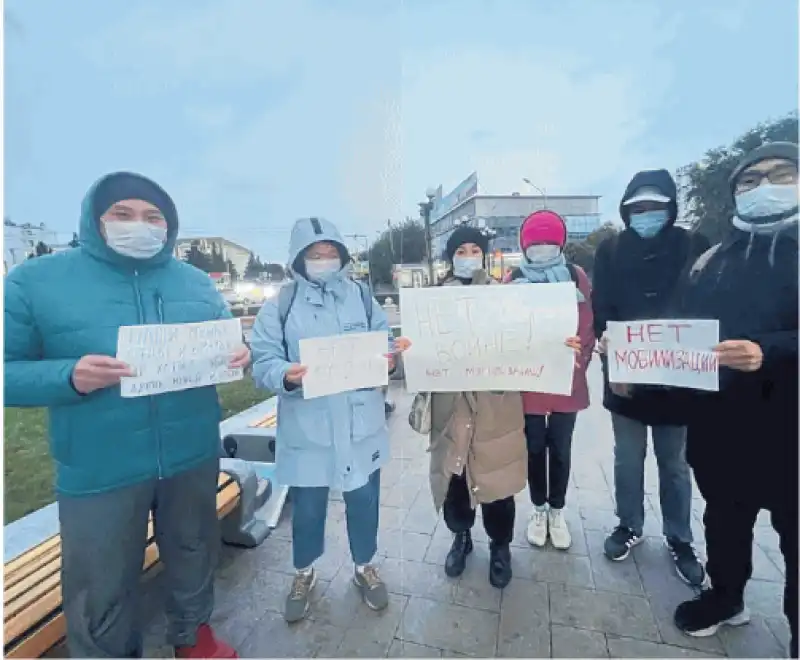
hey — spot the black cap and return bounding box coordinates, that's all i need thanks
[729,141,799,192]
[92,172,178,228]
[445,225,490,263]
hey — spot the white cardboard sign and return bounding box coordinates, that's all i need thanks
[606,319,719,392]
[400,283,578,395]
[117,319,243,398]
[299,331,389,399]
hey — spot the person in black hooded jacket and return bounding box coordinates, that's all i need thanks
[592,169,710,585]
[670,142,798,657]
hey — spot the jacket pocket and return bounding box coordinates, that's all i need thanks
[350,390,386,443]
[279,398,334,449]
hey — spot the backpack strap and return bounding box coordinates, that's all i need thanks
[355,280,373,329]
[277,281,299,360]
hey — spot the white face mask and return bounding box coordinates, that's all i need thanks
[104,221,167,259]
[525,244,561,264]
[305,257,341,282]
[452,256,482,279]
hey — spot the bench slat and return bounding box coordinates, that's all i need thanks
[4,474,240,657]
[4,537,60,584]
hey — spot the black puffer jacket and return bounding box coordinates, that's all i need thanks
[676,224,798,502]
[592,169,710,426]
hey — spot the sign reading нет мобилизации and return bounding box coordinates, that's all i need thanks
[400,283,578,395]
[117,319,243,397]
[606,319,719,392]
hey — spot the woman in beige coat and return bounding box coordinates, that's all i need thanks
[417,225,528,588]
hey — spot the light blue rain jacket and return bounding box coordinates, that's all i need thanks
[250,218,391,492]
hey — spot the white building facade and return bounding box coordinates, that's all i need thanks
[429,173,602,260]
[3,221,65,273]
[173,237,253,274]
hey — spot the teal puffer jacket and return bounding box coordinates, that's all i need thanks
[4,174,230,496]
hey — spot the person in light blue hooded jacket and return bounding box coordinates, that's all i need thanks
[250,216,404,624]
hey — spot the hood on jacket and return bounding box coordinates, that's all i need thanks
[619,169,678,227]
[79,172,179,269]
[288,217,351,280]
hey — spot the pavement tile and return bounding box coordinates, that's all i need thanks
[585,530,646,596]
[550,624,609,657]
[379,556,458,603]
[238,609,346,658]
[511,545,595,588]
[378,527,434,562]
[606,636,724,657]
[718,614,789,659]
[548,583,660,642]
[497,578,551,657]
[388,639,444,657]
[335,593,408,657]
[399,596,500,657]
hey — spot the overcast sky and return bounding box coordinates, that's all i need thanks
[5,0,797,262]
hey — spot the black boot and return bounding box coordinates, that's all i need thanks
[445,530,473,577]
[489,541,512,589]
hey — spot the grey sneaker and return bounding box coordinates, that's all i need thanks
[353,565,389,611]
[285,568,317,623]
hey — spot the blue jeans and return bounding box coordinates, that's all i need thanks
[291,469,380,569]
[611,413,693,543]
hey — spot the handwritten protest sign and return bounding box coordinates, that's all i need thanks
[606,319,719,391]
[299,331,389,399]
[117,319,243,398]
[401,283,578,394]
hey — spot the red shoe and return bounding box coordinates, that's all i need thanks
[174,624,238,658]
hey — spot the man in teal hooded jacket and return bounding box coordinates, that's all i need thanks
[4,172,248,658]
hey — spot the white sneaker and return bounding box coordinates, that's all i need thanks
[526,507,548,547]
[548,508,572,550]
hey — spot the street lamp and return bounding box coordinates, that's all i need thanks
[522,178,548,208]
[419,188,436,286]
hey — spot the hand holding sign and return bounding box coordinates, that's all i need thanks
[229,345,251,370]
[714,339,763,372]
[72,355,135,394]
[284,364,308,385]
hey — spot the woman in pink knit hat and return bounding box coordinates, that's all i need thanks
[507,210,596,550]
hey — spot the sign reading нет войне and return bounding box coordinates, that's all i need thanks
[606,319,719,392]
[117,319,243,398]
[400,282,579,395]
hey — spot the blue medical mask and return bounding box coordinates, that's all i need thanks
[103,221,167,259]
[629,210,669,238]
[735,183,799,220]
[452,256,483,279]
[305,257,341,282]
[525,244,562,266]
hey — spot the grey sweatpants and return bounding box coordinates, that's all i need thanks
[59,458,220,658]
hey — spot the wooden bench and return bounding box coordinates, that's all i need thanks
[4,473,241,659]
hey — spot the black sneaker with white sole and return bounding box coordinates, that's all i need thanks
[603,525,643,561]
[674,588,750,637]
[665,538,707,587]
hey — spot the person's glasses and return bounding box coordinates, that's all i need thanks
[735,165,798,193]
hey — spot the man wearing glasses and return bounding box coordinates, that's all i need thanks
[671,142,798,657]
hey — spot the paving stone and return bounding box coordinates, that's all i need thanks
[451,542,502,612]
[497,578,550,657]
[745,579,786,619]
[238,609,347,657]
[403,500,441,535]
[379,557,458,603]
[379,528,433,562]
[511,544,595,588]
[586,530,645,596]
[764,616,792,655]
[606,636,724,657]
[336,593,409,657]
[399,597,500,657]
[551,624,609,657]
[574,487,615,511]
[549,583,660,642]
[719,614,789,658]
[388,639,444,657]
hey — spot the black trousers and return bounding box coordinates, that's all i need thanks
[524,412,577,509]
[693,466,798,656]
[442,472,515,545]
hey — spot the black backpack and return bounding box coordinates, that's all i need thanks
[276,280,373,360]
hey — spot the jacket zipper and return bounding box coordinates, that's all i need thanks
[132,270,164,480]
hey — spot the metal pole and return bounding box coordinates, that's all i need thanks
[422,202,434,285]
[522,178,548,208]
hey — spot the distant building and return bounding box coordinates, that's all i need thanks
[173,237,253,274]
[3,219,65,273]
[429,173,602,261]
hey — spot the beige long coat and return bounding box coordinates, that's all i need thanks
[428,271,528,512]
